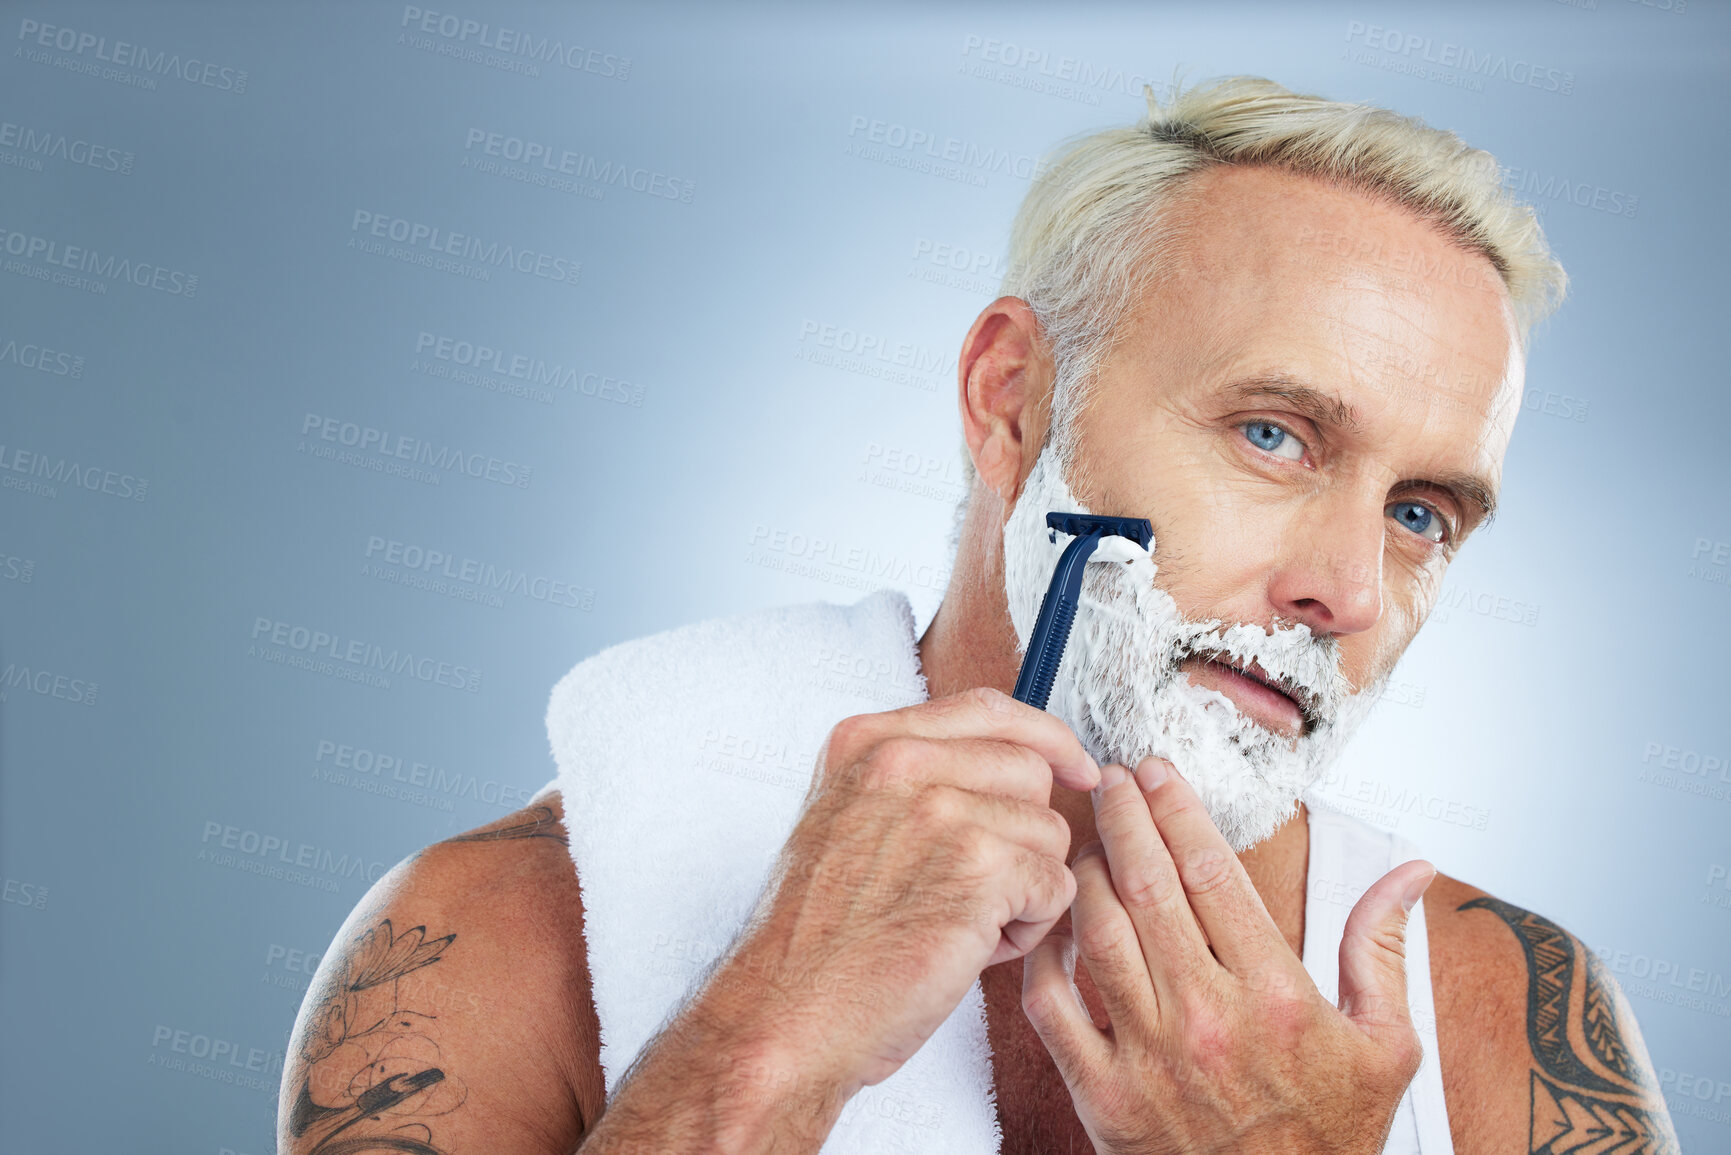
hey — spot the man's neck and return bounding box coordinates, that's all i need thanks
[915,585,1312,957]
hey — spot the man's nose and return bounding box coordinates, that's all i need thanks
[1264,497,1385,637]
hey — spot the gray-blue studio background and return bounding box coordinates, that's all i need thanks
[3,2,1728,1151]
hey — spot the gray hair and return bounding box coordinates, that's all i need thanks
[950,72,1568,548]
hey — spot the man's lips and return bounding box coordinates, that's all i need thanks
[1229,656,1307,707]
[1189,655,1313,737]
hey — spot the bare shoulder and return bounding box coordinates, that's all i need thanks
[1423,871,1679,1155]
[277,791,606,1154]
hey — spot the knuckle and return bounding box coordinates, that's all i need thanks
[1178,1006,1233,1067]
[964,822,1002,870]
[1018,800,1072,857]
[1180,847,1237,897]
[1254,984,1311,1040]
[827,712,874,757]
[941,817,995,876]
[1017,983,1059,1032]
[913,782,967,829]
[1074,916,1132,967]
[1364,920,1411,962]
[1388,1027,1424,1080]
[1347,986,1408,1028]
[1020,982,1064,1026]
[963,683,1010,714]
[1114,863,1180,911]
[1028,849,1070,906]
[1043,806,1074,855]
[859,736,926,793]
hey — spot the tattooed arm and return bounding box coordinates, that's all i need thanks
[277,798,605,1155]
[1425,874,1680,1155]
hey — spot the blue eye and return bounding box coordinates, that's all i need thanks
[1390,500,1447,543]
[1241,420,1304,461]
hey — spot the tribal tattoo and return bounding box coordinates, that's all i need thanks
[1460,897,1680,1155]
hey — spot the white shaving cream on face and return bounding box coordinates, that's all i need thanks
[1002,442,1388,851]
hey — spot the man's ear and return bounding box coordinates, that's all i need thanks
[958,296,1053,505]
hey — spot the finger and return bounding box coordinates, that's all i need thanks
[989,839,1078,967]
[1022,927,1112,1082]
[1088,762,1211,1003]
[1136,757,1290,973]
[1067,841,1160,1038]
[917,782,1073,863]
[1339,859,1435,1039]
[879,685,1102,793]
[850,731,1095,810]
[860,786,1074,967]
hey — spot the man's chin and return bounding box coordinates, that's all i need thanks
[1122,689,1353,851]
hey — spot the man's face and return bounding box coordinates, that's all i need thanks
[1062,163,1524,727]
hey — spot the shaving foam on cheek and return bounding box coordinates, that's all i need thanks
[1003,442,1386,851]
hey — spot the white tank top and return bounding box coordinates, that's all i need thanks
[1299,801,1456,1155]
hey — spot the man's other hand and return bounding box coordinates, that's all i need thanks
[1022,756,1434,1155]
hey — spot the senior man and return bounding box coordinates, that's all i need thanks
[278,76,1678,1155]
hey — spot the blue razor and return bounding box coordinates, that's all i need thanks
[1011,512,1154,711]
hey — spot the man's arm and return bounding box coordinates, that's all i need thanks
[276,798,605,1155]
[1426,874,1680,1155]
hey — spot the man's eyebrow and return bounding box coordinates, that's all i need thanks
[1404,471,1499,533]
[1219,372,1500,532]
[1219,374,1366,434]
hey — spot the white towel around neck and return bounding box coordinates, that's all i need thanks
[541,587,1453,1154]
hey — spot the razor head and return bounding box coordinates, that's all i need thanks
[1045,511,1153,552]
